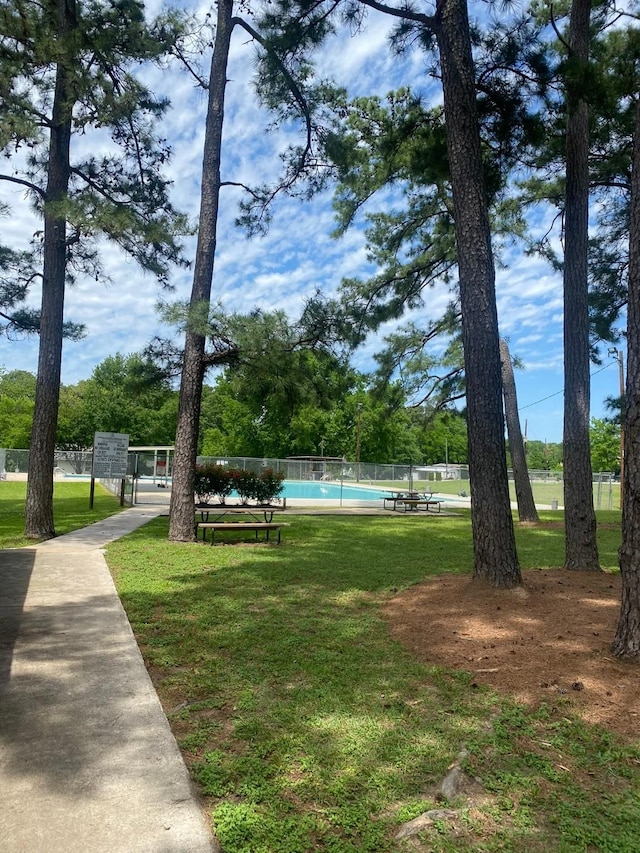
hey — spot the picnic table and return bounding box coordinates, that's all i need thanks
[383,491,443,513]
[194,503,289,544]
[195,504,285,523]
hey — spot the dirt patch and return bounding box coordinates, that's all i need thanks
[382,569,640,739]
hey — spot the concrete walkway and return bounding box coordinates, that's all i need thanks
[0,498,219,853]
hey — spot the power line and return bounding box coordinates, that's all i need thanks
[518,362,615,412]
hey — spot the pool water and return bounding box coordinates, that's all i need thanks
[134,475,434,503]
[280,480,387,501]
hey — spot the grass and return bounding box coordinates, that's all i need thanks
[104,509,640,852]
[0,480,125,548]
[367,478,620,510]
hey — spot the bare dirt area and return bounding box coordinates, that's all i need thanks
[382,569,640,739]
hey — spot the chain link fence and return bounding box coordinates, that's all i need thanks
[1,448,619,509]
[1,448,94,477]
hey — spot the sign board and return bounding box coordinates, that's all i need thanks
[92,432,129,479]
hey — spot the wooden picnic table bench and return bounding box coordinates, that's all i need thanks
[196,520,290,545]
[383,491,443,512]
[395,498,443,513]
[383,490,421,510]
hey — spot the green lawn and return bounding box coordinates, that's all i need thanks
[105,510,640,853]
[0,480,124,548]
[369,478,619,510]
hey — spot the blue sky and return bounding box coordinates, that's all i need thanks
[0,1,626,445]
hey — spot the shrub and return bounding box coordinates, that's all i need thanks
[230,468,259,504]
[194,465,285,505]
[256,468,285,505]
[194,464,234,504]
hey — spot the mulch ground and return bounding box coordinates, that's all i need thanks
[382,568,640,739]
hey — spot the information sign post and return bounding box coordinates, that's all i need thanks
[91,432,130,507]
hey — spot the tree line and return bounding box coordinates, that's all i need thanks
[0,355,471,465]
[1,357,619,471]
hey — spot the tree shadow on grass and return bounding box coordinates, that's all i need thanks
[110,518,509,849]
[101,514,632,851]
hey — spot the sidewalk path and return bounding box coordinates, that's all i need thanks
[0,501,219,853]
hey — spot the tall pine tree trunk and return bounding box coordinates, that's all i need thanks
[24,0,75,539]
[562,0,600,571]
[169,0,234,540]
[435,0,520,587]
[500,338,539,523]
[613,98,640,658]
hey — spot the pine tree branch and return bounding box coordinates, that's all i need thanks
[357,0,434,27]
[65,227,82,248]
[220,180,265,199]
[126,114,147,188]
[0,173,45,199]
[203,341,239,367]
[232,16,313,171]
[69,165,125,206]
[172,42,209,89]
[549,3,571,53]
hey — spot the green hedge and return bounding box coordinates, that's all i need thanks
[194,464,285,505]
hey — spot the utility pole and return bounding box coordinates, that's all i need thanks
[609,347,625,508]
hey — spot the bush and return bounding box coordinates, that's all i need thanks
[256,468,285,505]
[194,465,285,505]
[230,468,259,504]
[194,464,234,505]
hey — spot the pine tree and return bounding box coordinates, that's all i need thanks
[258,0,527,585]
[168,0,235,541]
[613,98,640,658]
[0,0,189,538]
[500,338,539,523]
[166,4,324,541]
[562,0,601,571]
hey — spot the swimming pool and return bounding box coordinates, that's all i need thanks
[280,480,387,501]
[133,475,439,503]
